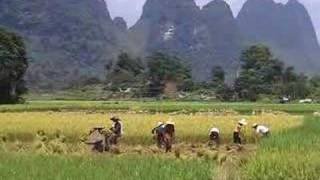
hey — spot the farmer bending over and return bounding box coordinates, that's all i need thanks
[163,121,175,152]
[252,123,270,137]
[208,127,220,147]
[86,125,106,152]
[152,122,166,148]
[233,119,247,144]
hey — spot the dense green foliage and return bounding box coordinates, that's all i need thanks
[243,117,320,179]
[105,52,192,97]
[0,27,28,103]
[235,45,310,101]
[211,66,225,86]
[100,46,319,102]
[309,76,320,101]
[105,52,146,93]
[146,53,192,96]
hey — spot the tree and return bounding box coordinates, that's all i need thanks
[211,66,225,87]
[105,52,146,92]
[0,28,28,103]
[215,84,235,101]
[235,45,284,101]
[280,73,310,99]
[309,76,320,101]
[235,45,311,101]
[146,52,191,96]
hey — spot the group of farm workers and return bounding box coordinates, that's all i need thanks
[86,116,270,152]
[209,118,270,147]
[86,116,123,152]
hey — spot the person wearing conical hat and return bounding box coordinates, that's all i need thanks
[86,125,106,153]
[106,116,123,151]
[165,121,175,137]
[233,118,247,144]
[110,116,123,137]
[152,121,165,134]
[152,122,166,148]
[163,120,175,152]
[209,127,220,148]
[252,123,270,137]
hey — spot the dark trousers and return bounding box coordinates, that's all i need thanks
[233,132,241,144]
[105,134,121,151]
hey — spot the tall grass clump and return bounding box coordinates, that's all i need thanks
[242,117,320,180]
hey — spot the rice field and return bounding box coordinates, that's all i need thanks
[0,101,318,180]
[242,117,320,180]
[0,112,302,145]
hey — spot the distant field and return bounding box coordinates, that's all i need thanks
[0,100,320,114]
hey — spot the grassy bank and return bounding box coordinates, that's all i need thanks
[242,116,320,180]
[0,154,214,180]
[0,100,320,114]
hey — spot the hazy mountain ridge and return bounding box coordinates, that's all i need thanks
[130,0,320,80]
[237,0,320,74]
[0,0,125,88]
[0,0,318,88]
[130,0,242,81]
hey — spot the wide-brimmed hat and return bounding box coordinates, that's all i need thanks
[93,125,105,130]
[238,118,248,126]
[166,121,175,125]
[157,122,164,126]
[252,123,258,128]
[110,116,120,121]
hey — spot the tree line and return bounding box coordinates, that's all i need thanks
[1,26,320,103]
[106,45,320,102]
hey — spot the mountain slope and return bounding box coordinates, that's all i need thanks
[237,0,320,74]
[0,0,122,88]
[196,0,242,80]
[130,0,242,81]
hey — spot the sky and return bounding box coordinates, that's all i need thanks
[106,0,320,41]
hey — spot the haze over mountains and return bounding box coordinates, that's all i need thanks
[0,0,125,88]
[238,0,320,74]
[0,0,319,88]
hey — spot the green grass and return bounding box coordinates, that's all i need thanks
[1,100,320,114]
[0,154,214,180]
[242,116,320,180]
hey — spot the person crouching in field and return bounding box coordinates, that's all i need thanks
[106,116,123,151]
[208,127,220,148]
[233,119,247,144]
[152,122,166,148]
[86,125,107,152]
[252,123,270,137]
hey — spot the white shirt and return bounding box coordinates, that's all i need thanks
[209,128,220,135]
[256,125,269,134]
